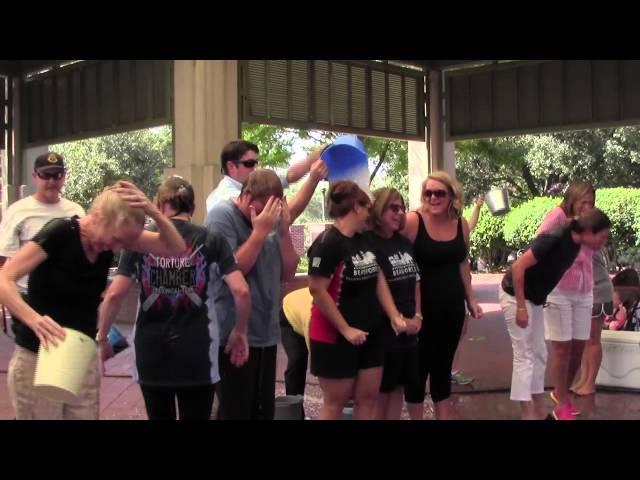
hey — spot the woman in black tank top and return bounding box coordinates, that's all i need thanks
[401,171,483,419]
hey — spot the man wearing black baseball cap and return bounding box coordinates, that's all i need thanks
[0,151,85,419]
[33,151,65,171]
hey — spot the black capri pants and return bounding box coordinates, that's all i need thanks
[417,302,466,403]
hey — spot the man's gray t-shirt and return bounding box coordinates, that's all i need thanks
[593,249,613,304]
[205,199,282,348]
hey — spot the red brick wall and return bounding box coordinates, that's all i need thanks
[290,224,306,256]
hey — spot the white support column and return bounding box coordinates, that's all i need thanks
[428,69,443,173]
[171,60,240,224]
[427,69,457,179]
[442,140,456,177]
[408,140,429,210]
[4,75,29,209]
[20,145,48,199]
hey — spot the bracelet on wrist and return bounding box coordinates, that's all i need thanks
[414,313,423,320]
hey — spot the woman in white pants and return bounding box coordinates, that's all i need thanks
[499,209,611,420]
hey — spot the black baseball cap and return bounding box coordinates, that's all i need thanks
[34,152,65,173]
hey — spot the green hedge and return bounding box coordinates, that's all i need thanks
[595,188,640,249]
[466,188,640,267]
[503,197,560,249]
[465,205,507,259]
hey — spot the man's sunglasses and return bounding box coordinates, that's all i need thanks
[238,160,258,168]
[423,189,448,199]
[36,171,65,180]
[387,204,406,214]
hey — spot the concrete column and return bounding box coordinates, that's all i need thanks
[0,150,6,216]
[171,60,239,224]
[428,69,443,173]
[4,75,27,209]
[442,140,456,177]
[427,70,458,180]
[408,140,429,210]
[21,145,49,198]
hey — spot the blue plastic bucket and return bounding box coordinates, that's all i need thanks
[108,326,129,355]
[322,136,369,184]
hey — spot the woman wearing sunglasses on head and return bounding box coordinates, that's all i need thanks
[366,188,423,420]
[401,171,483,420]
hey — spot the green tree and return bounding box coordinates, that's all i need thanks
[241,123,298,168]
[456,137,539,202]
[464,188,640,270]
[52,126,173,210]
[284,179,327,224]
[456,126,640,204]
[368,139,408,200]
[241,122,410,200]
[502,196,560,249]
[463,204,508,268]
[526,130,612,189]
[595,188,640,251]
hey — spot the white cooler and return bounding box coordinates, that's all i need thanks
[596,330,640,390]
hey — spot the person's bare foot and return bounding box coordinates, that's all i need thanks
[570,379,586,394]
[571,386,596,396]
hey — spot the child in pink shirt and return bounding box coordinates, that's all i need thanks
[604,290,627,331]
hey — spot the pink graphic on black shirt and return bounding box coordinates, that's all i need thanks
[140,241,208,311]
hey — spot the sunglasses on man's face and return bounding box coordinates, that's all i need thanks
[423,189,448,199]
[238,159,258,168]
[37,171,65,181]
[387,204,406,214]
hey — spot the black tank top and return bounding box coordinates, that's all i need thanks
[413,212,468,308]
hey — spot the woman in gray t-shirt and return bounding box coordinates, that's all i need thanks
[571,248,613,396]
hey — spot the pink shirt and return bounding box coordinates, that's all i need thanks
[607,306,627,331]
[537,206,594,294]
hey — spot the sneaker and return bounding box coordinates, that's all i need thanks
[549,390,581,416]
[552,404,577,421]
[451,370,474,385]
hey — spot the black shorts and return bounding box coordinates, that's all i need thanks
[592,302,614,318]
[310,334,384,379]
[379,344,423,404]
